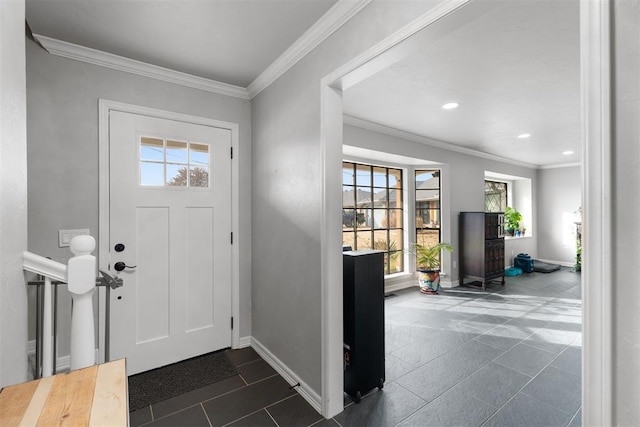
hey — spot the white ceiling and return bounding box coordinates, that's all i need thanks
[26,0,338,87]
[26,0,581,168]
[343,0,581,168]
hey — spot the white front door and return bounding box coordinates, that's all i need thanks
[108,111,232,375]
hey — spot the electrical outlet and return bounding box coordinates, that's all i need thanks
[453,260,457,269]
[58,229,90,247]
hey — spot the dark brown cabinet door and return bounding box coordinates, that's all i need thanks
[460,212,506,290]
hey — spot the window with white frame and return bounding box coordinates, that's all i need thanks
[140,136,210,188]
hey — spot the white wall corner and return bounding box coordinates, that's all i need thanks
[246,0,373,99]
[580,0,613,425]
[250,338,322,414]
[236,336,251,349]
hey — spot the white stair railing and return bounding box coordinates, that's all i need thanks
[23,236,97,377]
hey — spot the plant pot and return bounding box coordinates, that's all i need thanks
[504,228,515,236]
[418,269,441,294]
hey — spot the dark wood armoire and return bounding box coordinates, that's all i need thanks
[459,212,506,290]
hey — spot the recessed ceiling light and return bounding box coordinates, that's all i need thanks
[563,150,574,155]
[442,102,459,110]
[517,133,531,139]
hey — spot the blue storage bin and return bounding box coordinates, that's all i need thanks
[514,253,534,273]
[505,267,523,276]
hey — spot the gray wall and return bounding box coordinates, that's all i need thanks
[0,0,29,387]
[536,166,580,265]
[612,0,639,424]
[26,38,252,359]
[251,0,457,395]
[343,124,538,276]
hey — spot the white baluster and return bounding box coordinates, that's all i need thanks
[68,235,97,370]
[42,276,53,377]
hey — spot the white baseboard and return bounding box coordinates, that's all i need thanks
[236,336,251,348]
[385,280,415,293]
[250,337,322,414]
[442,279,459,288]
[27,340,99,374]
[535,258,574,268]
[385,275,459,291]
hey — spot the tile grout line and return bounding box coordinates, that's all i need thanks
[239,373,249,386]
[142,375,248,423]
[234,357,263,368]
[264,407,280,426]
[220,408,268,427]
[389,380,432,425]
[479,346,582,425]
[219,393,297,427]
[389,286,581,425]
[201,402,213,427]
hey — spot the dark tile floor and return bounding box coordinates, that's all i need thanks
[130,267,582,426]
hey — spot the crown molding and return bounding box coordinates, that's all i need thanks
[343,115,540,170]
[246,0,372,99]
[33,34,250,100]
[33,0,371,101]
[538,162,581,170]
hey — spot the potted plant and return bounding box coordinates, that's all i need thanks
[412,242,453,294]
[504,206,522,236]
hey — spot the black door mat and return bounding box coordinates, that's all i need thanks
[128,349,238,411]
[533,261,561,273]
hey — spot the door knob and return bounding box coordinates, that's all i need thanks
[114,261,136,272]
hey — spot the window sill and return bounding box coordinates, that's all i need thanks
[384,273,415,293]
[505,235,532,240]
[384,272,412,282]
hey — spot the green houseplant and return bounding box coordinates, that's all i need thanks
[504,206,522,236]
[412,242,453,294]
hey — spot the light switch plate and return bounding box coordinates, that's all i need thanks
[58,229,90,247]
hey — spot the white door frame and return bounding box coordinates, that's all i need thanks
[320,0,612,423]
[97,99,241,364]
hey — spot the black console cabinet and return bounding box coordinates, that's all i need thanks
[343,250,385,402]
[459,212,506,290]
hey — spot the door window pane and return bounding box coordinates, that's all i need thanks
[140,137,164,161]
[166,140,188,163]
[140,162,164,186]
[190,143,209,166]
[190,166,209,188]
[166,164,188,186]
[139,137,211,188]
